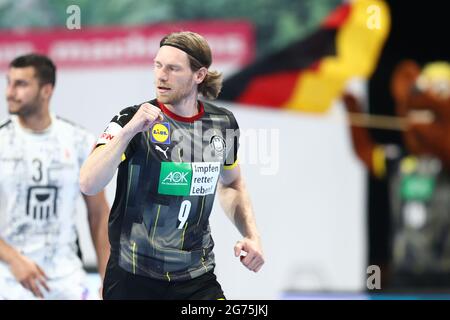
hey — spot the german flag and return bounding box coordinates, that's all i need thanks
[220,0,390,113]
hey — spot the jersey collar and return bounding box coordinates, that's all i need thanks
[11,113,55,136]
[157,100,205,123]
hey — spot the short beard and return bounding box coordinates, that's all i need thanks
[8,100,41,117]
[156,80,195,106]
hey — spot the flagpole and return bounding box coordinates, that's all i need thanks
[346,111,434,131]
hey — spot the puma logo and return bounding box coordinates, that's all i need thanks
[155,145,169,159]
[116,112,128,121]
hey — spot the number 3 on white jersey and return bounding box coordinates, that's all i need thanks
[177,200,191,229]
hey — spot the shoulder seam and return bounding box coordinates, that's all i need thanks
[55,116,92,133]
[0,119,12,131]
[55,116,81,127]
[202,100,233,115]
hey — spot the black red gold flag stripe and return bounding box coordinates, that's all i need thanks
[220,0,390,113]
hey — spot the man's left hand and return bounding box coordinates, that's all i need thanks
[234,238,265,272]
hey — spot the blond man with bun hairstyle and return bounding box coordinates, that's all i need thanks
[160,31,223,100]
[81,31,264,300]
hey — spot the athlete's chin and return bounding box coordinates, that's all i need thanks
[8,105,31,117]
[156,95,174,105]
[7,106,20,115]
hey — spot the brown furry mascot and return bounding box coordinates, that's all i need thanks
[344,61,450,288]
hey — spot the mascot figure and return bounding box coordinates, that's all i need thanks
[344,61,450,288]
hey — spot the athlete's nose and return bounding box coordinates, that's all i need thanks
[156,67,169,83]
[5,84,15,100]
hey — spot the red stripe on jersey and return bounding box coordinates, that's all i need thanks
[158,100,205,123]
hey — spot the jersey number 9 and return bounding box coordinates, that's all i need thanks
[177,200,191,229]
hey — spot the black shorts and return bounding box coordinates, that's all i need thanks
[102,255,226,300]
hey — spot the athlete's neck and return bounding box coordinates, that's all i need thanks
[18,108,52,133]
[164,92,200,118]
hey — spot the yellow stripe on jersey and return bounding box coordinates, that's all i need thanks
[151,205,161,244]
[223,158,238,170]
[196,196,205,226]
[180,222,188,250]
[201,257,208,273]
[166,272,171,282]
[132,241,137,274]
[95,144,105,150]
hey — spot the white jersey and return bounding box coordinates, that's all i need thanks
[0,114,95,280]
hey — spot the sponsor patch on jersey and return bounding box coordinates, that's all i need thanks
[158,162,220,196]
[210,135,226,158]
[27,186,58,220]
[159,162,192,196]
[151,122,171,144]
[97,122,123,145]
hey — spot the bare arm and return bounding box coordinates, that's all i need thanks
[0,238,49,298]
[79,103,163,195]
[217,164,264,272]
[82,191,110,282]
[79,128,134,196]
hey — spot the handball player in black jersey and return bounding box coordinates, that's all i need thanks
[80,31,264,299]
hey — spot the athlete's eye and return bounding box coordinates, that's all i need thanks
[15,80,28,87]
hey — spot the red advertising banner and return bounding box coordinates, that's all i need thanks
[0,21,254,70]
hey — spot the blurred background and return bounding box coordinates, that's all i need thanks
[0,0,449,299]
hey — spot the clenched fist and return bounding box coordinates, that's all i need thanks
[124,103,164,136]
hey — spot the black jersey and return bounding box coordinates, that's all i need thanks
[97,99,239,281]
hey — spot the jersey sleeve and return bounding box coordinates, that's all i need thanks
[96,106,137,159]
[223,111,240,169]
[67,122,96,168]
[78,131,96,167]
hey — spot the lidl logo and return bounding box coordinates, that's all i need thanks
[151,122,171,144]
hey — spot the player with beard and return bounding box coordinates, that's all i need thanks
[0,54,110,299]
[80,31,265,299]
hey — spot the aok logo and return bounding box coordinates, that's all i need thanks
[151,122,171,144]
[162,171,189,184]
[158,162,192,196]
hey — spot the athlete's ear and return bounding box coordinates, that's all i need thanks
[194,67,207,84]
[40,83,54,101]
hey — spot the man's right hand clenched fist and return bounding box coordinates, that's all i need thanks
[125,103,164,135]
